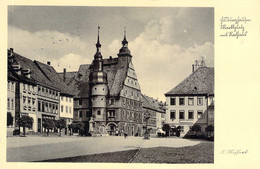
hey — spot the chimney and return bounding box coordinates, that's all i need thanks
[192,64,195,73]
[8,48,14,62]
[47,61,51,65]
[201,57,206,67]
[195,60,198,71]
[63,68,66,82]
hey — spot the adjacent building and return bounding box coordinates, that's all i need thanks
[165,60,214,137]
[142,94,166,136]
[7,48,74,134]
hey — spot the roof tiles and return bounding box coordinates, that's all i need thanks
[165,67,214,96]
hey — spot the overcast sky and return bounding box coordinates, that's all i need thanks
[8,6,214,101]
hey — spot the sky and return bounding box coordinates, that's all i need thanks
[8,6,214,101]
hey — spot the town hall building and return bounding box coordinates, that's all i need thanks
[61,28,145,136]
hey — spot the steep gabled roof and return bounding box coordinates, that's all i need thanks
[10,50,74,96]
[34,61,74,96]
[12,52,55,89]
[109,67,127,96]
[165,67,214,96]
[8,64,19,81]
[66,57,128,97]
[142,94,165,113]
[57,71,78,85]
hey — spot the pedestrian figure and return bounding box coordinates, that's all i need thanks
[124,132,128,139]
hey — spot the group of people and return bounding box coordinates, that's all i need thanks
[115,130,128,138]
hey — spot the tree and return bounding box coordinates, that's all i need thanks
[70,121,85,136]
[206,125,214,137]
[7,112,13,127]
[191,124,201,136]
[17,115,33,137]
[162,123,171,137]
[42,118,55,136]
[55,118,66,136]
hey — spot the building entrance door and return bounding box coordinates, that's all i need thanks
[108,123,116,136]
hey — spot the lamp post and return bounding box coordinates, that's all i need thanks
[143,111,151,140]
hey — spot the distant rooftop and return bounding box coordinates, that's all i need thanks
[165,67,214,96]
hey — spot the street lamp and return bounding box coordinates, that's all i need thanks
[143,111,151,140]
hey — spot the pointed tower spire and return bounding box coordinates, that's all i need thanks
[122,27,128,47]
[96,26,101,52]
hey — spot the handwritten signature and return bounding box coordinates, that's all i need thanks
[221,149,248,155]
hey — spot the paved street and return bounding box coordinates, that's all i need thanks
[7,136,201,162]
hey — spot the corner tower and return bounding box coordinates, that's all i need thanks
[89,26,108,134]
[118,28,132,68]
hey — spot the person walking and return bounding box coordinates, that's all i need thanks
[124,131,128,139]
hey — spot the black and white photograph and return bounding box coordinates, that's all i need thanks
[5,6,215,163]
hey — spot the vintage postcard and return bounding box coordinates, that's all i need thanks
[0,0,259,169]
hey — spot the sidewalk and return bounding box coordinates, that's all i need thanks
[6,136,201,162]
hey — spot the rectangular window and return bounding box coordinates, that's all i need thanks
[11,99,14,109]
[108,110,115,117]
[179,111,185,119]
[56,105,58,114]
[23,97,26,104]
[188,111,194,119]
[170,97,176,105]
[179,97,185,105]
[45,103,48,112]
[97,110,101,115]
[66,97,68,102]
[61,105,63,112]
[49,103,53,113]
[28,97,31,105]
[170,110,176,119]
[79,111,83,118]
[38,101,41,111]
[197,111,203,119]
[61,96,63,101]
[79,100,82,105]
[42,102,45,112]
[23,84,26,90]
[66,106,68,113]
[7,98,10,109]
[11,82,14,91]
[69,107,71,113]
[111,99,115,105]
[197,97,203,105]
[188,97,194,105]
[69,98,71,102]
